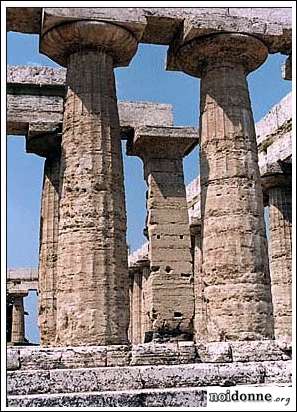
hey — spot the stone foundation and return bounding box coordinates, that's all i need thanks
[7,340,291,407]
[7,340,291,371]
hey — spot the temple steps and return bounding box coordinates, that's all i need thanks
[8,387,207,407]
[7,360,291,407]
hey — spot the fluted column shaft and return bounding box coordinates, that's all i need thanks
[268,183,292,338]
[190,223,207,342]
[200,64,273,340]
[129,270,143,344]
[11,295,26,344]
[38,155,60,346]
[174,33,274,341]
[54,49,129,346]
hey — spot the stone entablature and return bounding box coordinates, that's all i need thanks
[7,7,291,55]
[257,92,292,175]
[7,268,38,294]
[7,65,173,141]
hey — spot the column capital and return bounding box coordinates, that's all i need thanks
[40,20,138,67]
[261,162,292,192]
[127,126,198,159]
[168,32,268,78]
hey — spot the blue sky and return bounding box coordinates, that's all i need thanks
[7,32,291,343]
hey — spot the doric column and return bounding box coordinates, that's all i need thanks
[40,21,140,346]
[173,33,274,341]
[190,220,207,342]
[128,263,148,345]
[128,126,197,342]
[38,154,60,346]
[262,169,292,339]
[11,294,27,344]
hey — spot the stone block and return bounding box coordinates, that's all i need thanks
[106,345,131,367]
[7,367,142,395]
[231,340,292,363]
[216,362,266,386]
[7,370,51,395]
[19,347,62,370]
[60,346,107,368]
[196,342,232,363]
[131,341,196,366]
[263,360,292,384]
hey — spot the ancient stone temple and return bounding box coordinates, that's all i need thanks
[6,6,292,408]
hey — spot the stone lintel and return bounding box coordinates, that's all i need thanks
[128,126,198,158]
[7,8,291,56]
[8,285,37,296]
[7,65,66,86]
[166,8,291,72]
[7,66,174,144]
[7,268,38,281]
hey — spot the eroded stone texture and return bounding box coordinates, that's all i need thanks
[173,33,274,341]
[128,126,198,342]
[11,294,27,344]
[39,21,140,346]
[262,171,292,339]
[38,155,60,346]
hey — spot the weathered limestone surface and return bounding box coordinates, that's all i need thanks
[38,155,60,346]
[38,19,147,346]
[7,360,291,397]
[7,7,291,54]
[41,24,135,346]
[128,126,198,342]
[171,33,274,341]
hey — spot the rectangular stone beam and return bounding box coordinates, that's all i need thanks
[7,7,291,54]
[256,92,292,175]
[7,66,173,138]
[7,268,38,294]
